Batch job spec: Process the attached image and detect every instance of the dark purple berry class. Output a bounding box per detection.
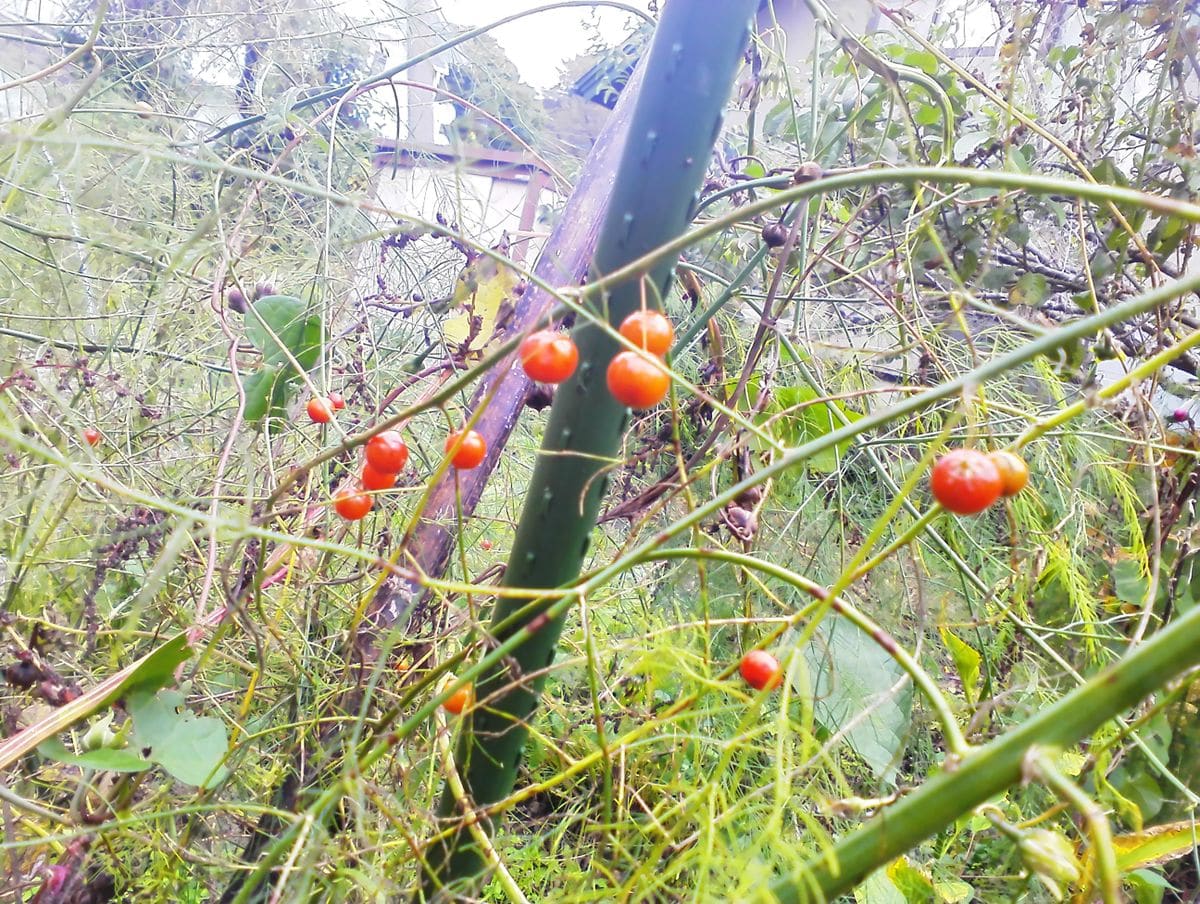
[761,223,788,248]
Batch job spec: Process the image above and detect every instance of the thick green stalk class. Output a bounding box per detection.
[769,600,1200,902]
[418,1,760,897]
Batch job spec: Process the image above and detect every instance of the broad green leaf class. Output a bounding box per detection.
[939,628,981,704]
[796,619,913,783]
[913,104,943,127]
[37,736,152,773]
[934,880,973,903]
[129,688,229,789]
[1113,555,1150,605]
[887,856,935,902]
[1112,823,1200,872]
[1010,272,1049,307]
[293,311,323,371]
[980,265,1019,291]
[901,49,939,76]
[952,131,991,160]
[1111,768,1164,823]
[241,365,285,424]
[1099,769,1145,831]
[1148,215,1189,256]
[1127,869,1172,904]
[854,868,906,904]
[764,385,860,472]
[245,295,322,369]
[0,633,194,776]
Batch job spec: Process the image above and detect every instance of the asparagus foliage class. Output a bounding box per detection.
[420,0,760,896]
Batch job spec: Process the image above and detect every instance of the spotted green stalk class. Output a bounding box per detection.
[418,1,760,896]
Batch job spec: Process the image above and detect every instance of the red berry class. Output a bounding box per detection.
[333,489,373,521]
[445,429,486,469]
[606,351,670,409]
[740,650,783,691]
[930,449,1004,515]
[328,392,346,410]
[519,330,579,383]
[443,684,472,715]
[618,309,674,357]
[365,430,409,473]
[361,464,397,491]
[82,428,102,446]
[307,397,333,424]
[989,450,1029,498]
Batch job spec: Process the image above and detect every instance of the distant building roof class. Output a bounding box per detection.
[569,22,653,110]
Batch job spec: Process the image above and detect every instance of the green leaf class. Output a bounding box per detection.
[980,265,1018,291]
[129,689,229,788]
[99,632,193,709]
[796,618,913,784]
[854,868,907,904]
[933,880,974,903]
[1009,272,1049,307]
[913,104,943,127]
[37,736,152,773]
[245,295,322,370]
[241,365,286,424]
[887,856,935,902]
[1111,768,1164,823]
[1091,157,1130,189]
[764,385,860,472]
[293,312,323,371]
[952,131,991,160]
[1128,869,1171,904]
[939,628,981,704]
[901,49,939,76]
[1113,556,1150,606]
[1148,215,1190,256]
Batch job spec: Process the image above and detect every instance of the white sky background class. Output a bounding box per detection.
[425,1,641,90]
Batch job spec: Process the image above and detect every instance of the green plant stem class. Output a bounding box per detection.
[768,602,1200,902]
[418,2,761,898]
[1031,750,1120,904]
[434,712,531,904]
[578,165,1200,297]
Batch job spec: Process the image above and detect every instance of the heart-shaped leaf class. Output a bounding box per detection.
[128,689,229,789]
[795,618,912,784]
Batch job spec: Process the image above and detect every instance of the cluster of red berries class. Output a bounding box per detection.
[607,310,674,409]
[333,428,410,521]
[929,448,1029,515]
[517,309,676,411]
[306,391,345,424]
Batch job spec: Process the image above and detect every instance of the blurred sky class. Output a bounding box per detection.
[436,1,643,89]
